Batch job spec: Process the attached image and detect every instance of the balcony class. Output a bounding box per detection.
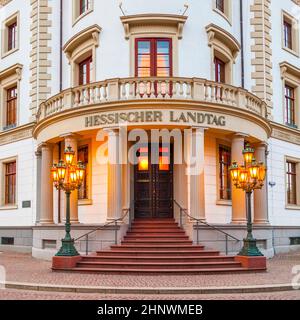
[36,77,268,122]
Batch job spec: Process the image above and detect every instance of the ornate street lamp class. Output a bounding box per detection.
[51,146,85,257]
[230,144,267,257]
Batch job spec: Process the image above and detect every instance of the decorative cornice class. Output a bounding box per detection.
[205,23,241,59]
[63,24,102,58]
[0,123,35,146]
[280,61,300,80]
[120,14,188,40]
[0,63,23,81]
[271,121,300,146]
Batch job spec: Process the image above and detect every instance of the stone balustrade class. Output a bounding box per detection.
[37,77,268,122]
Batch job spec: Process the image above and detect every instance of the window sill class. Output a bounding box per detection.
[73,9,93,27]
[286,205,300,211]
[3,124,17,131]
[216,200,232,206]
[282,46,299,58]
[78,199,93,206]
[1,47,19,59]
[213,8,232,26]
[285,122,298,130]
[0,205,18,211]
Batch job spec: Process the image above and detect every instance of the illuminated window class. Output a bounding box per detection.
[138,147,149,171]
[159,147,170,171]
[219,145,231,200]
[78,145,89,200]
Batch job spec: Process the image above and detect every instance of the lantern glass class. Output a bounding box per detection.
[243,144,254,164]
[258,163,267,182]
[230,162,240,183]
[76,161,85,182]
[51,166,59,182]
[69,169,78,184]
[57,161,66,180]
[64,146,75,165]
[249,162,260,179]
[239,168,249,184]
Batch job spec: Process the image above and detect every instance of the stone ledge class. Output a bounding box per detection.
[2,281,296,295]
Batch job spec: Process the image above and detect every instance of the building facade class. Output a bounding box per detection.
[0,0,300,260]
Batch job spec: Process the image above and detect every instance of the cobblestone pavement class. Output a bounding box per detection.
[0,251,300,288]
[0,289,299,300]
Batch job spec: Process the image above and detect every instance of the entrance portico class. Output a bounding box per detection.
[32,76,272,259]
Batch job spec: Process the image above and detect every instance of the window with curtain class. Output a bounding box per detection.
[219,145,231,200]
[78,145,89,200]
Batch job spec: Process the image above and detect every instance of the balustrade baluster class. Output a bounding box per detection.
[129,81,134,99]
[103,85,108,100]
[121,82,126,100]
[186,82,191,99]
[157,81,163,98]
[165,80,170,98]
[172,80,178,98]
[150,80,155,98]
[179,81,184,98]
[136,80,141,99]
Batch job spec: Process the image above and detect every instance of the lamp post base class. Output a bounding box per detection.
[55,238,79,257]
[52,255,82,270]
[235,255,267,270]
[238,238,263,257]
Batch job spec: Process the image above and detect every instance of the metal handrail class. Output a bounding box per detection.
[74,208,130,255]
[173,200,240,255]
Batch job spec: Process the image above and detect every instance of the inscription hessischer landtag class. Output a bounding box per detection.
[85,110,226,127]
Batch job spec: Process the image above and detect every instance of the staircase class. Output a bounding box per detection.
[57,219,266,274]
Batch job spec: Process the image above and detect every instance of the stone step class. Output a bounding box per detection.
[124,233,189,240]
[110,244,206,251]
[96,250,220,256]
[58,267,263,274]
[121,240,193,245]
[82,255,236,263]
[77,261,243,270]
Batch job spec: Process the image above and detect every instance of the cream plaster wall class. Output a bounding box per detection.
[0,138,36,226]
[268,137,300,226]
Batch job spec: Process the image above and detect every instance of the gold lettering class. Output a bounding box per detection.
[145,111,153,122]
[187,112,196,123]
[154,111,163,122]
[85,116,93,127]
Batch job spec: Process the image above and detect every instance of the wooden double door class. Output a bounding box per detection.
[134,144,173,219]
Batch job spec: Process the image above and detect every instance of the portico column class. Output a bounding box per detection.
[254,142,269,224]
[40,143,54,224]
[64,134,79,224]
[35,150,42,224]
[231,134,247,224]
[186,127,205,220]
[107,129,122,220]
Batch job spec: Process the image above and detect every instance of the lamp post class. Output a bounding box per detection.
[51,146,85,257]
[230,144,267,257]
